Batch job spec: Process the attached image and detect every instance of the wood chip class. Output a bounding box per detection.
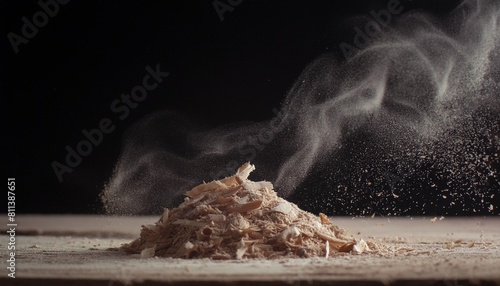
[227,200,263,214]
[325,241,330,258]
[319,213,331,224]
[352,239,371,254]
[140,246,156,259]
[161,208,169,225]
[173,219,207,227]
[316,232,349,246]
[207,214,226,223]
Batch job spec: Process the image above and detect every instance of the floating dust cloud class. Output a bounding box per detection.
[102,0,500,216]
[123,163,381,259]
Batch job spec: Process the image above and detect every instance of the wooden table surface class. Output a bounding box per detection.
[1,215,499,286]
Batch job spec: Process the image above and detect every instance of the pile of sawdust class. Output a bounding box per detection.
[123,163,379,259]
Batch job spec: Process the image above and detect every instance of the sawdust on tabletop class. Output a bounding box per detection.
[122,163,382,259]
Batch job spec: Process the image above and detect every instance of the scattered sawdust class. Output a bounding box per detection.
[122,163,382,259]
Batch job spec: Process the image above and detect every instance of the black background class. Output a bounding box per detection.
[4,0,491,215]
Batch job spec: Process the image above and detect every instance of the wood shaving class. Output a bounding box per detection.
[122,163,380,259]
